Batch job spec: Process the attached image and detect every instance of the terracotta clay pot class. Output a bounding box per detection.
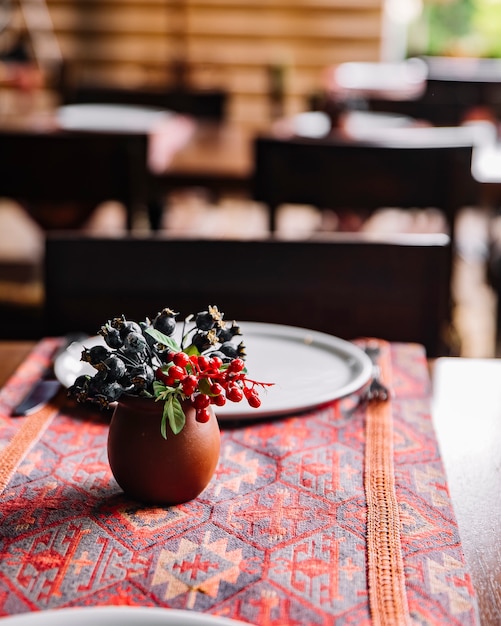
[107,395,220,505]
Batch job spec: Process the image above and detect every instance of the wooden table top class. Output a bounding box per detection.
[432,357,501,625]
[0,342,35,385]
[1,342,499,624]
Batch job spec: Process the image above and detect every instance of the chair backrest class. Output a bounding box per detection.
[251,133,477,236]
[0,129,148,229]
[44,232,453,357]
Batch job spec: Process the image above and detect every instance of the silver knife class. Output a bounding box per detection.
[12,380,63,416]
[12,333,88,416]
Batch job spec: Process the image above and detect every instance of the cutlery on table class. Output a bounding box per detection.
[364,342,390,402]
[12,333,88,416]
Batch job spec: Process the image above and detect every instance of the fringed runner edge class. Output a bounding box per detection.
[365,340,412,626]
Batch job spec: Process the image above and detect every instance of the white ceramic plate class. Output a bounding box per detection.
[0,607,250,625]
[55,322,372,419]
[57,104,172,133]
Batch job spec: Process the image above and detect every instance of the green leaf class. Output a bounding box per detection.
[198,378,211,395]
[167,396,186,435]
[153,380,181,403]
[153,380,167,395]
[153,381,171,402]
[161,404,168,439]
[145,327,181,351]
[184,344,200,356]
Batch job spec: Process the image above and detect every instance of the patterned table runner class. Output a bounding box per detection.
[0,339,479,625]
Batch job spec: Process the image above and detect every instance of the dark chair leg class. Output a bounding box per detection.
[268,204,278,232]
[147,198,164,231]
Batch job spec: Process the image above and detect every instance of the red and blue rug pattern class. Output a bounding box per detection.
[0,339,479,625]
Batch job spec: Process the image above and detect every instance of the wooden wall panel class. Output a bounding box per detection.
[41,0,384,126]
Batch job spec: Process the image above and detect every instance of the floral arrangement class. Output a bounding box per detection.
[68,305,272,437]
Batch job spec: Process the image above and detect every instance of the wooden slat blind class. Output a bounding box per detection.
[42,0,384,126]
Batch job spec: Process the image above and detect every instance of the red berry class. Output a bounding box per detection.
[211,394,226,406]
[196,408,211,423]
[201,368,217,380]
[168,365,185,380]
[210,382,224,396]
[198,356,211,371]
[155,367,169,384]
[226,384,243,403]
[182,375,198,396]
[193,393,210,410]
[210,356,223,369]
[173,352,190,368]
[247,392,261,408]
[228,358,245,373]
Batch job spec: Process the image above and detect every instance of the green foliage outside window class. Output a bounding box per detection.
[408,0,501,58]
[472,0,501,56]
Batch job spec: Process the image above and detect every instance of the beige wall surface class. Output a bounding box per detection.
[30,0,384,125]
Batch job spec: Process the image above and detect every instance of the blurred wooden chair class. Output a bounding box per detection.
[251,131,478,248]
[0,129,148,231]
[44,232,453,357]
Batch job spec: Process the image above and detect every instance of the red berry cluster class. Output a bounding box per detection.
[155,352,266,423]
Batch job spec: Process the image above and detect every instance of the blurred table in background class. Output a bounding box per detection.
[368,56,501,128]
[61,84,227,121]
[321,58,428,122]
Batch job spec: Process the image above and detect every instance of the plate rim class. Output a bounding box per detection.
[217,321,372,418]
[54,322,372,419]
[0,606,250,625]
